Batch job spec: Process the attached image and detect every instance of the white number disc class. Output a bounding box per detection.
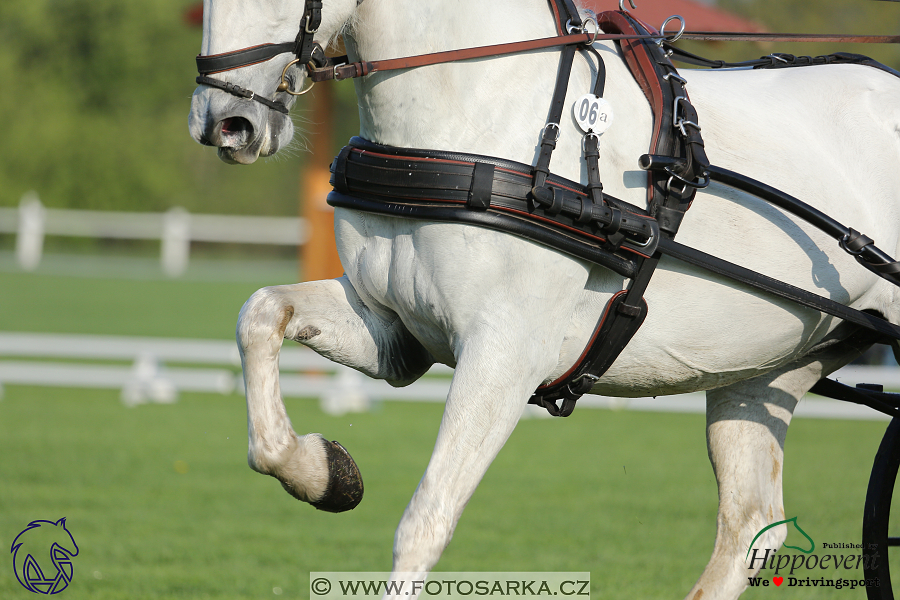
[573,94,613,134]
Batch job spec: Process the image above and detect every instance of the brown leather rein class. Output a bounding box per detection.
[307,31,900,84]
[197,27,900,109]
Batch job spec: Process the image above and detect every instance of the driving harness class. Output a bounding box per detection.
[195,0,900,418]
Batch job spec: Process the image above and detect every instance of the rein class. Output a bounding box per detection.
[195,23,900,108]
[306,33,900,84]
[193,0,900,104]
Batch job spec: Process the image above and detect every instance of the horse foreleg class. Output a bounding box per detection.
[384,338,552,595]
[687,337,870,600]
[237,276,434,512]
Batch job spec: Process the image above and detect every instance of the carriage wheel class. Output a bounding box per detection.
[863,416,900,600]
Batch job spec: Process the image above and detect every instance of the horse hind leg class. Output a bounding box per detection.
[237,276,434,512]
[686,332,875,600]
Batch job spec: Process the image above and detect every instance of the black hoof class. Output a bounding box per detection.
[310,440,364,512]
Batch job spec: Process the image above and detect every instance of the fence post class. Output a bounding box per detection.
[161,207,191,277]
[16,192,45,271]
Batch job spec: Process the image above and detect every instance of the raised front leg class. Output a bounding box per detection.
[237,276,434,512]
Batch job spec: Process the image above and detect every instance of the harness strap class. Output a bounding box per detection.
[531,45,578,194]
[194,75,290,114]
[547,0,583,35]
[657,237,900,341]
[709,166,900,288]
[313,32,616,82]
[530,254,655,416]
[197,43,297,75]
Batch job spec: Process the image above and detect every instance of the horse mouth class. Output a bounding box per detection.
[190,98,291,165]
[211,116,268,164]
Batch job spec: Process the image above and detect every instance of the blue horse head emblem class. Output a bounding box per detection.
[11,518,79,594]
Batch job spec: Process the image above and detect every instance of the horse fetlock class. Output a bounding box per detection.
[248,433,363,511]
[248,433,330,503]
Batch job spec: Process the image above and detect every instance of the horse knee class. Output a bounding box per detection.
[237,285,296,353]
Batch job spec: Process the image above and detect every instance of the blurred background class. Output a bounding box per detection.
[1,1,900,599]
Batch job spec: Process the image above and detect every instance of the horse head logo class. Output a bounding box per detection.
[746,516,815,560]
[10,518,79,594]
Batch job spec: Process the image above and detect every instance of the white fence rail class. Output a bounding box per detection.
[0,193,307,277]
[0,332,897,420]
[0,332,452,414]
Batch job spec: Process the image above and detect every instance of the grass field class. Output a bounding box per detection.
[0,268,897,598]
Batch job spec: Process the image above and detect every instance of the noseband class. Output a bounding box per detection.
[194,0,326,114]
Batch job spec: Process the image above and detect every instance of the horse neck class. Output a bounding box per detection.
[346,0,653,193]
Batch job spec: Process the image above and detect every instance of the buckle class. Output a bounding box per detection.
[567,373,600,397]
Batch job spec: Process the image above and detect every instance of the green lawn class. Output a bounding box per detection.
[0,269,896,598]
[0,268,277,339]
[0,385,892,600]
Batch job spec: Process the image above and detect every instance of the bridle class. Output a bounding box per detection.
[194,0,326,114]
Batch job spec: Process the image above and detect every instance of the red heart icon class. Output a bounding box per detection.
[773,577,784,586]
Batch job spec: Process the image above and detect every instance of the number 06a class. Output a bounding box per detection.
[573,94,613,134]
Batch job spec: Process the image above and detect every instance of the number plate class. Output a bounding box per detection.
[573,94,613,134]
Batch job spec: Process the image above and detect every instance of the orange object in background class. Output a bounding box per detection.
[300,84,344,282]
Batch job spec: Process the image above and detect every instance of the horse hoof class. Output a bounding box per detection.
[310,440,364,512]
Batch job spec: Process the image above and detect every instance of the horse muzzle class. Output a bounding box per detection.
[189,89,292,165]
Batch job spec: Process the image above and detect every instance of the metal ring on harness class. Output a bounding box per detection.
[630,229,656,249]
[566,17,599,45]
[584,18,600,46]
[666,170,710,195]
[619,0,637,13]
[660,16,686,44]
[277,58,316,95]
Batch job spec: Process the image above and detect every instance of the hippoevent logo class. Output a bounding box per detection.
[10,518,79,594]
[745,517,880,591]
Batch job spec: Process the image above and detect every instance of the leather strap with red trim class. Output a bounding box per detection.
[528,11,710,416]
[328,137,659,274]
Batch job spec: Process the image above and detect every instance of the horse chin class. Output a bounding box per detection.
[217,145,262,165]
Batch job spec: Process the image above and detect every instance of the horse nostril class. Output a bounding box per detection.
[221,117,253,136]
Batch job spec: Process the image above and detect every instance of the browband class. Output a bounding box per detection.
[196,42,296,75]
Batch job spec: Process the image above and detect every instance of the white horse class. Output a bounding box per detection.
[188,1,900,597]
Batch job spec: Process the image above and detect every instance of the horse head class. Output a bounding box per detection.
[11,518,79,593]
[188,0,360,164]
